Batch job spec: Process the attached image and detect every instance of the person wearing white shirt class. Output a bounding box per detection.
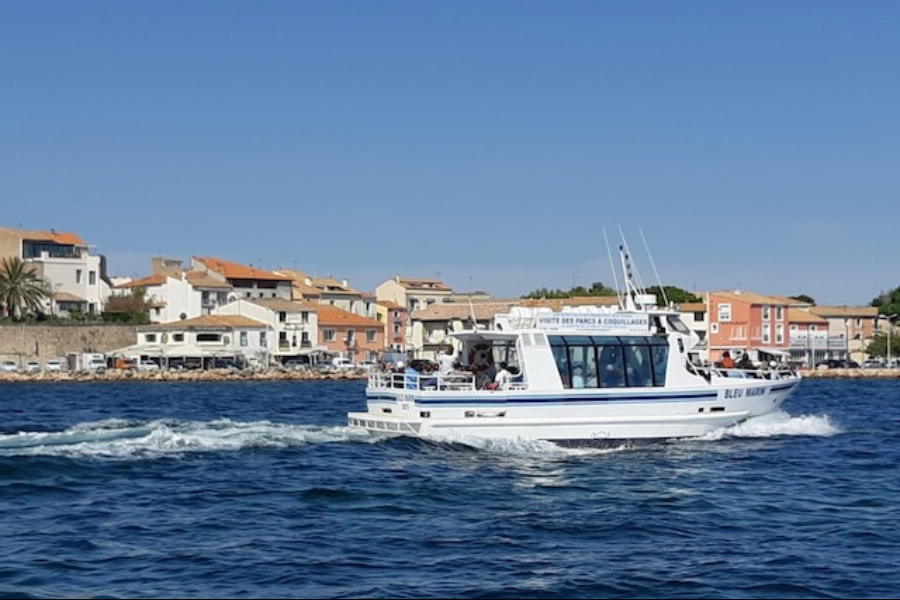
[437,346,457,375]
[493,362,512,390]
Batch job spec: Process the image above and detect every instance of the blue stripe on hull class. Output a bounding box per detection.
[367,391,721,406]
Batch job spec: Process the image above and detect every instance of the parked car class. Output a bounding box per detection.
[816,359,860,369]
[1,360,18,373]
[862,359,884,369]
[332,357,356,370]
[283,359,309,371]
[138,360,160,371]
[44,359,63,372]
[211,357,241,370]
[25,361,41,373]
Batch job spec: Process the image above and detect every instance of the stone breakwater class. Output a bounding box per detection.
[1,368,898,383]
[0,369,369,383]
[800,368,900,379]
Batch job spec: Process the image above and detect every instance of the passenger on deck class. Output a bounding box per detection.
[721,351,735,369]
[437,346,456,376]
[491,362,512,390]
[735,352,754,370]
[404,362,420,390]
[572,365,585,388]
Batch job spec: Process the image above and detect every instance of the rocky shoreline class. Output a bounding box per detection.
[0,369,369,383]
[0,367,898,383]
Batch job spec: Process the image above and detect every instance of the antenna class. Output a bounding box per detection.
[639,227,668,307]
[603,228,624,309]
[468,276,478,329]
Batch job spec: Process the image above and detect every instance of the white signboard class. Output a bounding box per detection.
[536,312,650,333]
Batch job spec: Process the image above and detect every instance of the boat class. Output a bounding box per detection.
[348,245,802,445]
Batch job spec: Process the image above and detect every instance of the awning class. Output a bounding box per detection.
[755,346,791,357]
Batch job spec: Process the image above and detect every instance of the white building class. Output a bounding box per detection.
[0,227,112,316]
[115,314,268,369]
[215,298,322,365]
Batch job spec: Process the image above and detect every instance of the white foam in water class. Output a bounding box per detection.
[0,418,377,459]
[698,410,841,441]
[420,429,632,457]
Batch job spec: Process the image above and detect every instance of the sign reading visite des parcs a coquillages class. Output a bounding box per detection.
[535,312,650,333]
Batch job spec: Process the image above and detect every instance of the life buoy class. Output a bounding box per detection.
[468,343,494,372]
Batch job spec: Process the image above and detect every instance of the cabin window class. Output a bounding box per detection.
[549,334,668,389]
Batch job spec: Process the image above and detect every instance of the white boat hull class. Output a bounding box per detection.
[348,377,799,443]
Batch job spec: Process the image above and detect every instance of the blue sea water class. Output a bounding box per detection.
[0,379,898,599]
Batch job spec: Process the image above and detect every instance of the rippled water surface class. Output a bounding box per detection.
[1,379,898,599]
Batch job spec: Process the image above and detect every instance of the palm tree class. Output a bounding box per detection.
[0,257,51,320]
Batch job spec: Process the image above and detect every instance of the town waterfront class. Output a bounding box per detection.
[1,378,898,599]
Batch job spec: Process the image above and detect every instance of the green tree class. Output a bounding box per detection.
[0,256,51,320]
[646,285,701,304]
[790,294,816,305]
[102,287,152,324]
[871,287,900,317]
[522,281,617,299]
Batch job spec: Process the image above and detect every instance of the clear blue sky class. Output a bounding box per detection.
[3,2,898,305]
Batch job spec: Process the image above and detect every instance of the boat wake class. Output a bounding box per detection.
[0,418,376,459]
[698,410,841,441]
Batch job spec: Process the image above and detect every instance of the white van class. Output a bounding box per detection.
[332,357,356,370]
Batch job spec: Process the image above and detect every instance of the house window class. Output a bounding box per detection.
[259,332,266,346]
[776,306,784,321]
[694,312,705,322]
[762,306,771,321]
[301,312,309,324]
[240,331,248,346]
[324,329,336,342]
[366,329,377,342]
[776,323,784,344]
[762,324,771,344]
[197,333,221,343]
[76,269,83,284]
[711,323,719,334]
[301,332,310,344]
[279,311,286,322]
[856,318,862,328]
[717,303,732,322]
[89,271,96,285]
[145,333,157,343]
[173,333,184,343]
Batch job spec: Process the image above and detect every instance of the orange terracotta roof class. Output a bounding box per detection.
[311,277,360,295]
[1,228,87,246]
[147,315,265,330]
[378,300,405,310]
[194,256,287,282]
[413,301,518,322]
[810,306,880,318]
[316,305,382,327]
[54,291,86,302]
[185,271,232,289]
[710,290,795,306]
[115,274,169,288]
[397,277,451,291]
[274,268,309,280]
[788,308,828,324]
